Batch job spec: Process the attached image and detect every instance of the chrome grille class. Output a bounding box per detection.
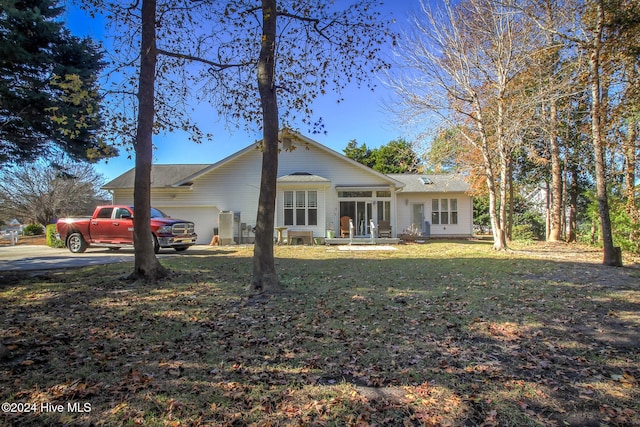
[172,222,195,235]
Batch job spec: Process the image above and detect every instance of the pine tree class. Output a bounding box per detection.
[0,0,114,164]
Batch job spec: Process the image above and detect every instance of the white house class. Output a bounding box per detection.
[102,132,473,244]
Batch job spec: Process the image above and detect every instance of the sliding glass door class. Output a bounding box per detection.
[339,200,373,236]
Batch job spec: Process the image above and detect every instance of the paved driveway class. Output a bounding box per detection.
[0,245,215,272]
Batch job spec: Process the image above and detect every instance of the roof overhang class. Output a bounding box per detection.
[335,185,395,191]
[277,173,331,184]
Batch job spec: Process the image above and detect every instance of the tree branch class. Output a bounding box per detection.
[155,48,252,71]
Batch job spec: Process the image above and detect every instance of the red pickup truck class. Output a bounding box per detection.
[56,205,197,253]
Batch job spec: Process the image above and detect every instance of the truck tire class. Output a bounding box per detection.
[152,234,160,254]
[67,233,88,253]
[174,246,189,252]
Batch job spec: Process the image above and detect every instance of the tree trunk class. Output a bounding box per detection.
[250,0,279,293]
[496,97,509,250]
[545,180,551,240]
[474,99,506,251]
[589,0,621,266]
[129,0,168,281]
[624,66,639,245]
[507,158,514,241]
[566,166,578,243]
[487,174,507,250]
[548,99,563,241]
[481,144,506,250]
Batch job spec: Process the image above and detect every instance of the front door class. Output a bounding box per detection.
[412,203,425,234]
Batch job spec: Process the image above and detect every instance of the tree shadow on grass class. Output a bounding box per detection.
[0,246,638,426]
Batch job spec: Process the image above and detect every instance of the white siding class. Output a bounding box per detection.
[160,206,219,244]
[185,151,262,227]
[396,192,473,237]
[277,144,395,235]
[276,185,328,238]
[109,139,473,241]
[278,145,391,187]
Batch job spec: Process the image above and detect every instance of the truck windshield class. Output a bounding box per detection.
[150,208,170,218]
[128,207,170,218]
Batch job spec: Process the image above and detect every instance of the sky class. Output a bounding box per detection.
[63,1,425,183]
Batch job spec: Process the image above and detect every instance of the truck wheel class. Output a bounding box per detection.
[67,233,88,253]
[152,234,160,254]
[174,246,189,252]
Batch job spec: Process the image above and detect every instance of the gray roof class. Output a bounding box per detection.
[102,164,211,189]
[388,174,470,193]
[277,172,331,183]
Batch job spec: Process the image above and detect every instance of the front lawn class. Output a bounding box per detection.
[1,241,638,426]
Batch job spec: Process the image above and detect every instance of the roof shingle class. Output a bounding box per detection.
[102,164,210,189]
[388,174,469,193]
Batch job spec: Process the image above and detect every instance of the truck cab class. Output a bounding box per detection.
[56,205,197,253]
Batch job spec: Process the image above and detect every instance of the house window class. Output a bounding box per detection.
[440,199,449,224]
[451,199,458,225]
[377,201,391,221]
[432,198,458,225]
[284,191,294,225]
[284,190,317,226]
[338,191,372,198]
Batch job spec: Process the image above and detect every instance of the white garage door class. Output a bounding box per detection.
[158,206,219,245]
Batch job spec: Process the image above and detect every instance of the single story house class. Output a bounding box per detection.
[102,132,473,244]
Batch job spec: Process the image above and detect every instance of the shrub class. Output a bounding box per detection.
[23,224,44,236]
[512,224,536,242]
[46,224,65,248]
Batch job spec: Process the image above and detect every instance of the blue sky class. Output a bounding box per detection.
[63,1,424,183]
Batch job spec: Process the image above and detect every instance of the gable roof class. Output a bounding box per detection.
[172,131,405,188]
[102,164,210,190]
[389,174,470,193]
[104,133,457,191]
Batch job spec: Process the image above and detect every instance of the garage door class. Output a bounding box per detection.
[158,206,219,245]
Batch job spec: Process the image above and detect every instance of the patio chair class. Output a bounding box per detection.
[378,220,392,238]
[340,216,351,237]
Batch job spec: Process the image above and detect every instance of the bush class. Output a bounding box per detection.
[23,224,44,236]
[46,224,65,248]
[512,224,537,242]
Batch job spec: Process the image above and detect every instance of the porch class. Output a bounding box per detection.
[323,237,400,245]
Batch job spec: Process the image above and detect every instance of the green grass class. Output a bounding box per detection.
[1,241,638,426]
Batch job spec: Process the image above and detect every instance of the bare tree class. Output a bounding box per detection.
[128,0,169,280]
[84,0,394,285]
[238,1,395,292]
[0,159,106,225]
[389,0,540,250]
[519,0,626,265]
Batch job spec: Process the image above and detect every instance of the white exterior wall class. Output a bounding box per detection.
[275,184,329,239]
[278,144,390,186]
[276,143,395,238]
[396,192,473,237]
[111,152,262,244]
[109,139,473,243]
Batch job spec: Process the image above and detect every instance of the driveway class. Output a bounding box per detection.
[0,244,217,272]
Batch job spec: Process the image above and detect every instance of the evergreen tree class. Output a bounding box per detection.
[344,138,421,174]
[0,0,114,164]
[344,139,374,168]
[372,138,420,174]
